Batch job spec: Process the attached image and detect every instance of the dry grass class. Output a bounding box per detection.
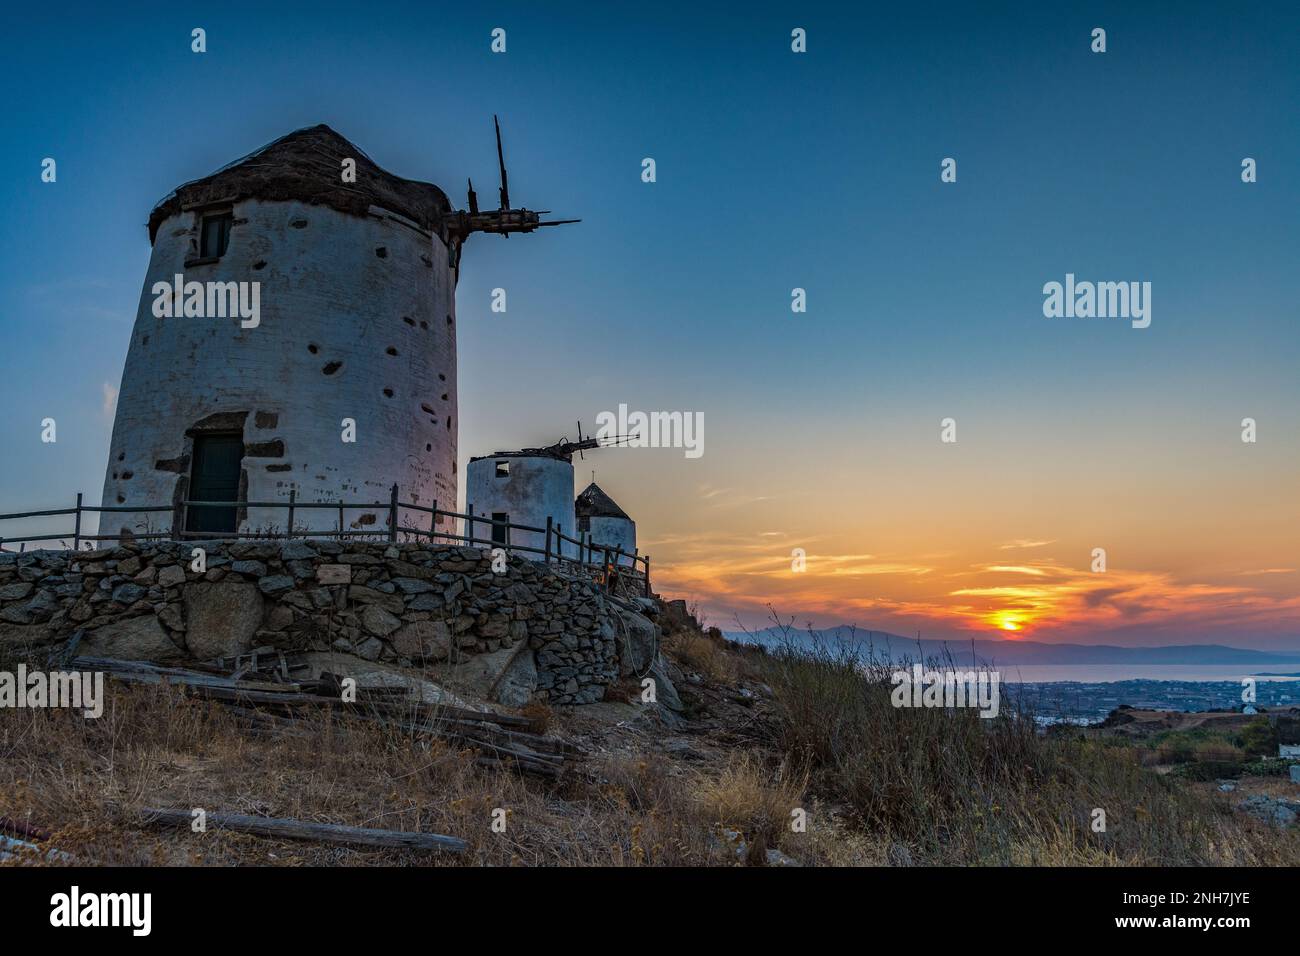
[517,698,554,735]
[694,753,806,863]
[755,639,1300,866]
[7,629,1290,867]
[0,673,838,866]
[662,629,741,684]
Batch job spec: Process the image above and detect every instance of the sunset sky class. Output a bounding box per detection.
[1,3,1296,648]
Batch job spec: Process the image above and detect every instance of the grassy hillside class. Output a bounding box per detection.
[2,612,1296,866]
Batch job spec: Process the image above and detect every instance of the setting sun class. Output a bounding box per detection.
[986,609,1029,634]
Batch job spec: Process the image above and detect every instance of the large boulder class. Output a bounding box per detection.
[647,655,684,712]
[610,602,659,678]
[183,581,264,660]
[391,620,453,662]
[295,651,473,708]
[444,643,538,708]
[81,616,183,662]
[491,648,538,708]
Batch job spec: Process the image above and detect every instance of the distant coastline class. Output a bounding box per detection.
[724,625,1300,675]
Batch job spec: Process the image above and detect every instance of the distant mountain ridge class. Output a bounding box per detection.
[723,625,1300,665]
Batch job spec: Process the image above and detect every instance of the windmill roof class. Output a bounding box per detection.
[469,447,572,463]
[575,483,631,520]
[147,124,453,242]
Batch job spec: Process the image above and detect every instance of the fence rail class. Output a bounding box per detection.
[0,486,651,597]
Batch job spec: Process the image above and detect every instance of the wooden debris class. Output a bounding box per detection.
[72,655,581,777]
[139,808,467,852]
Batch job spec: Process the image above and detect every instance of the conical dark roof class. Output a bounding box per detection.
[147,125,453,242]
[575,483,631,520]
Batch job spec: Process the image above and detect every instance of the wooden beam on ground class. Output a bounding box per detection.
[138,808,467,853]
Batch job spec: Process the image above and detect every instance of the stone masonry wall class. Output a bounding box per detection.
[0,540,619,705]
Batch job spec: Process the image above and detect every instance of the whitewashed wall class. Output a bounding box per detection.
[585,514,637,566]
[464,455,576,559]
[101,198,458,540]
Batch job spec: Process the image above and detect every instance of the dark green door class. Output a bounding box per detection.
[187,434,243,535]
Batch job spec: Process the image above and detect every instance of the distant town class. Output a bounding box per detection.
[1011,678,1299,723]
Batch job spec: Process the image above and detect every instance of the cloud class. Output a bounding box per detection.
[981,565,1051,576]
[696,484,773,509]
[649,538,1300,645]
[998,538,1056,550]
[101,381,119,420]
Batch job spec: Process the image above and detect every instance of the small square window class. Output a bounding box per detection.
[200,212,233,259]
[495,460,509,478]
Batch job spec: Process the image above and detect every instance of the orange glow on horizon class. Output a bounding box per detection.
[643,530,1300,645]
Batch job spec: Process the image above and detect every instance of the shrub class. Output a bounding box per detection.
[1170,760,1244,781]
[1239,718,1277,757]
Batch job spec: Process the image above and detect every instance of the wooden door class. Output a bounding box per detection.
[187,434,243,535]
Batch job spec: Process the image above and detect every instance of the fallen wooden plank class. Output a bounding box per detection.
[70,657,303,694]
[288,709,567,775]
[81,657,535,728]
[138,808,467,853]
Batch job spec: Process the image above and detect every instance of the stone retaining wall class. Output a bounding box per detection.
[0,540,621,705]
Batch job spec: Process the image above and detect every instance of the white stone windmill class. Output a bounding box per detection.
[101,120,575,541]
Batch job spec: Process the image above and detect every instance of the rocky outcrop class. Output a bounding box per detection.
[1239,794,1299,828]
[444,642,540,709]
[609,599,659,678]
[78,615,183,662]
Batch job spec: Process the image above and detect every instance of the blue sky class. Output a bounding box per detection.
[2,2,1297,643]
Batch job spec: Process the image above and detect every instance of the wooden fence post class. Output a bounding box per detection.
[644,555,651,597]
[72,493,83,552]
[430,500,437,542]
[286,489,296,539]
[466,505,474,547]
[544,516,553,563]
[388,484,398,542]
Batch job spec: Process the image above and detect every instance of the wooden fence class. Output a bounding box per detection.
[0,486,651,597]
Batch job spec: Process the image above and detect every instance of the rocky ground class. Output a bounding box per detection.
[0,599,877,866]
